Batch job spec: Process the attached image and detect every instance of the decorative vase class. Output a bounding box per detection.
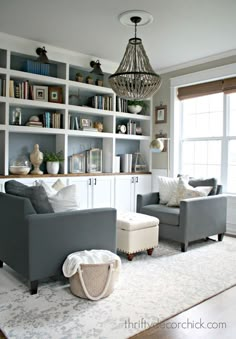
[30,144,43,175]
[127,105,142,114]
[46,161,60,174]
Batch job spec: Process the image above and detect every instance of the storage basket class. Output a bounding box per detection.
[69,261,119,300]
[63,249,121,301]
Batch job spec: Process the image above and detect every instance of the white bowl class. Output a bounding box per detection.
[9,166,31,175]
[127,105,143,114]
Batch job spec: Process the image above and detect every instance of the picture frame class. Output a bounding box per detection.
[33,85,48,102]
[48,86,63,103]
[155,132,168,152]
[80,118,92,128]
[155,105,167,124]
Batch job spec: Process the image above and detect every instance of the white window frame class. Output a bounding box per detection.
[170,63,236,193]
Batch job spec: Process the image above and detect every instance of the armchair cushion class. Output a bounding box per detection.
[141,204,180,226]
[5,180,54,214]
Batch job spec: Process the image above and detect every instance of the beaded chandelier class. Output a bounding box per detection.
[109,15,161,100]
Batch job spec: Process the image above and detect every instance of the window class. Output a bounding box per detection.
[180,92,236,193]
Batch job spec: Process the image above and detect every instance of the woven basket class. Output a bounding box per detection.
[69,261,119,301]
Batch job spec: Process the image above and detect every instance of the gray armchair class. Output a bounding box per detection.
[0,192,117,294]
[137,185,227,252]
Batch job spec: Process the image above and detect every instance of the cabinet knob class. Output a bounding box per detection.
[136,177,138,183]
[131,177,134,183]
[88,178,92,185]
[94,178,97,185]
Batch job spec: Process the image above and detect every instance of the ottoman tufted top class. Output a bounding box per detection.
[117,211,159,231]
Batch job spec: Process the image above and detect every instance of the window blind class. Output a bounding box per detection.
[177,77,236,100]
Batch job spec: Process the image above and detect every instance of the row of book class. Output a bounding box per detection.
[116,97,129,113]
[0,78,6,96]
[24,60,50,76]
[91,95,113,110]
[9,80,30,99]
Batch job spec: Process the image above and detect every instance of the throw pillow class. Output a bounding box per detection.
[167,177,212,207]
[36,180,80,213]
[52,178,65,191]
[158,176,179,204]
[5,180,54,214]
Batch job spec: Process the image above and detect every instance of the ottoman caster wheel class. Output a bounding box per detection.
[127,253,135,261]
[147,248,154,256]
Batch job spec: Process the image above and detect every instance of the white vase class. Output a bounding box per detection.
[127,105,142,114]
[46,161,59,174]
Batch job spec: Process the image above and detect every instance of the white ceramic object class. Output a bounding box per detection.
[47,161,60,174]
[127,105,142,114]
[9,166,31,175]
[30,144,43,175]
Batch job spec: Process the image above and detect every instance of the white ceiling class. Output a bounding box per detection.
[1,0,236,72]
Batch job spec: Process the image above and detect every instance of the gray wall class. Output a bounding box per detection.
[152,55,236,169]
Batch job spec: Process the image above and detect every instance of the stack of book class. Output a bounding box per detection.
[26,121,43,128]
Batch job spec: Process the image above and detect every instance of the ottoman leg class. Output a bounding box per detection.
[147,248,154,256]
[127,253,135,261]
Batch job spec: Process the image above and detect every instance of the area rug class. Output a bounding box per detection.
[0,236,236,339]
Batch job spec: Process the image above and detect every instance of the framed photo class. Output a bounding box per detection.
[80,118,92,128]
[155,105,167,124]
[33,85,48,102]
[155,132,168,152]
[48,86,63,103]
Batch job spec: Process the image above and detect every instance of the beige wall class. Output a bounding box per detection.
[152,55,236,169]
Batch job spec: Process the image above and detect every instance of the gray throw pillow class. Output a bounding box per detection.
[188,178,217,195]
[5,180,54,214]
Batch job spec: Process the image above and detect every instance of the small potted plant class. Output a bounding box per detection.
[75,72,84,82]
[44,151,64,174]
[86,76,93,85]
[127,100,147,114]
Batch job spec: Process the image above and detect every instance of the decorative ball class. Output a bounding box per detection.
[29,115,40,122]
[150,139,164,152]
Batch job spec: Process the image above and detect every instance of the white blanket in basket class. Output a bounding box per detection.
[62,249,121,278]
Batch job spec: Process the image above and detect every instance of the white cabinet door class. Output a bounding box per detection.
[69,176,114,209]
[114,174,151,212]
[92,176,114,208]
[114,175,134,212]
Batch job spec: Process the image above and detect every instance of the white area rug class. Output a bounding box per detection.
[0,237,236,339]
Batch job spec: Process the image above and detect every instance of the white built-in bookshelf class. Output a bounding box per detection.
[0,33,152,176]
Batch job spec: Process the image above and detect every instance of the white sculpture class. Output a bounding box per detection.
[30,144,43,175]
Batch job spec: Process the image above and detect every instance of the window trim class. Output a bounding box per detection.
[170,62,236,179]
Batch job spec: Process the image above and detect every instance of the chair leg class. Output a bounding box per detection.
[218,233,224,242]
[181,243,188,252]
[0,260,3,268]
[30,280,38,295]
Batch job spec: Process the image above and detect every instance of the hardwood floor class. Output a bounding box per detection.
[1,286,235,338]
[131,285,236,339]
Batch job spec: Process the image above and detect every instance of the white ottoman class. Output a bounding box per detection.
[117,212,159,261]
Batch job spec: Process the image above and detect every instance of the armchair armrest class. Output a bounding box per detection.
[179,195,227,242]
[137,192,160,212]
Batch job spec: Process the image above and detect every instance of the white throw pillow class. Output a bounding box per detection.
[36,180,80,212]
[158,176,179,204]
[168,176,212,207]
